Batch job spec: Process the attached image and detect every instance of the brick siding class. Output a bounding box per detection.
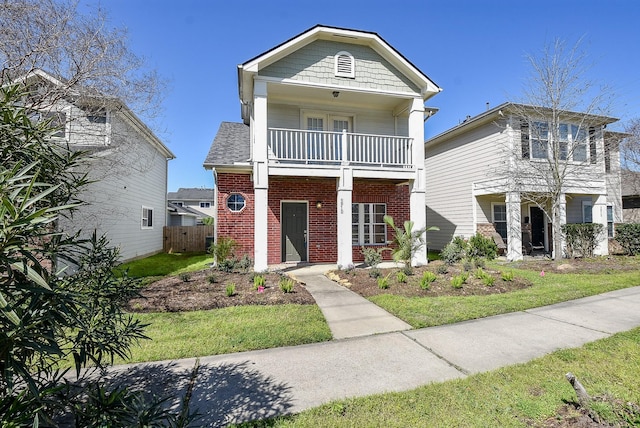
[216,173,411,265]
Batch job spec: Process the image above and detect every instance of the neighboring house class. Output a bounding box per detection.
[24,70,175,262]
[621,170,640,222]
[203,25,441,271]
[167,188,215,223]
[425,102,622,260]
[167,202,200,226]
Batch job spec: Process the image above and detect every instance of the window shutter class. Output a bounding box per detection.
[588,127,597,164]
[520,120,530,159]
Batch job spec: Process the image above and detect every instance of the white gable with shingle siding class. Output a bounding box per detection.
[260,39,421,94]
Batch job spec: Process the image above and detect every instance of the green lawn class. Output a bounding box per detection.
[120,305,331,364]
[370,268,640,328]
[250,327,640,427]
[117,254,639,364]
[118,252,212,278]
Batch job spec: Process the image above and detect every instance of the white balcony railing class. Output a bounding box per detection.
[268,128,413,168]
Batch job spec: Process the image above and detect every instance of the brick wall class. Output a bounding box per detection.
[476,223,497,238]
[216,173,255,258]
[352,180,410,262]
[217,173,412,265]
[269,177,337,264]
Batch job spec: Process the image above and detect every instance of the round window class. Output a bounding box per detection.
[227,193,246,212]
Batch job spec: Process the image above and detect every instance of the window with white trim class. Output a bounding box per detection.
[227,193,245,212]
[492,203,507,241]
[200,202,211,208]
[522,121,591,162]
[352,203,386,245]
[607,205,614,237]
[334,51,355,78]
[582,201,593,223]
[142,207,153,228]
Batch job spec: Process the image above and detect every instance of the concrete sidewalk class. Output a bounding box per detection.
[108,271,640,426]
[289,264,412,339]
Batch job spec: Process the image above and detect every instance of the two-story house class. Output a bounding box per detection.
[203,25,441,271]
[24,69,175,261]
[167,188,216,224]
[425,102,622,260]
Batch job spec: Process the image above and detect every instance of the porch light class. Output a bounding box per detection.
[316,201,322,209]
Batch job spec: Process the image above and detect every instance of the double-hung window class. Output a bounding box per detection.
[142,207,153,228]
[492,203,507,241]
[531,121,549,159]
[607,205,614,238]
[200,202,211,208]
[352,203,386,245]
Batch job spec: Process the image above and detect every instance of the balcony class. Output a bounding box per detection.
[268,128,413,168]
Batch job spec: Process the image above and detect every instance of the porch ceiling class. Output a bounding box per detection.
[266,81,412,112]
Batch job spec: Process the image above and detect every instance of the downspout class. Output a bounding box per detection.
[212,168,219,245]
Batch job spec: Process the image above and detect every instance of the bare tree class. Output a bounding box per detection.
[501,38,615,260]
[0,0,164,121]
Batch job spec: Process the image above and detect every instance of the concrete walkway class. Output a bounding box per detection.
[107,267,640,426]
[289,264,412,339]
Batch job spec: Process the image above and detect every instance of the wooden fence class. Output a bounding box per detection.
[163,225,214,253]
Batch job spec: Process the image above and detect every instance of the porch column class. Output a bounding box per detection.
[409,97,427,266]
[253,80,269,271]
[336,168,353,269]
[555,193,567,259]
[506,191,522,261]
[592,194,609,256]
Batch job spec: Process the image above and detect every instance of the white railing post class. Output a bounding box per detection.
[341,129,349,165]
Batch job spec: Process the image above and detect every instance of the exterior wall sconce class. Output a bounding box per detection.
[332,91,339,98]
[316,201,322,209]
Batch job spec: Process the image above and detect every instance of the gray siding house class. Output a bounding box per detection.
[27,70,175,261]
[425,102,622,260]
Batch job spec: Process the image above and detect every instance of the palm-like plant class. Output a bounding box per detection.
[383,215,438,266]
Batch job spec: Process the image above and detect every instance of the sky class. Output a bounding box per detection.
[81,0,640,192]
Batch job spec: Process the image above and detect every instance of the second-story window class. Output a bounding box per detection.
[200,202,211,208]
[522,121,591,162]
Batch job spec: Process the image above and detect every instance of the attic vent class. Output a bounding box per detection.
[334,51,355,78]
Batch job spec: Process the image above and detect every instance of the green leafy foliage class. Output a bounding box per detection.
[377,275,390,289]
[451,273,468,289]
[226,283,236,297]
[440,236,467,265]
[419,271,437,290]
[209,236,237,264]
[467,233,498,260]
[361,246,386,268]
[562,223,605,258]
[501,271,515,281]
[0,85,192,425]
[396,270,408,283]
[279,277,294,293]
[383,215,438,266]
[613,223,640,255]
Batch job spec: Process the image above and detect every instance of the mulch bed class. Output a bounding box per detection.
[127,269,315,312]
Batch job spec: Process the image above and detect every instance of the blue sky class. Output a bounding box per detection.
[88,0,640,191]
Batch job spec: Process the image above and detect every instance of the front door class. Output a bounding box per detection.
[281,202,307,262]
[530,207,545,249]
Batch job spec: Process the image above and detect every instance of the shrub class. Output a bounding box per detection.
[361,246,385,268]
[436,264,449,275]
[420,271,437,290]
[614,223,640,255]
[440,236,467,265]
[279,277,294,293]
[451,273,468,289]
[482,275,495,287]
[377,275,390,289]
[467,233,498,260]
[401,264,413,276]
[562,223,604,258]
[225,283,236,297]
[207,274,218,284]
[396,270,408,283]
[237,254,253,272]
[462,258,474,272]
[474,268,487,279]
[253,274,266,289]
[501,271,515,281]
[369,268,382,278]
[210,236,237,264]
[179,272,191,282]
[217,257,238,273]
